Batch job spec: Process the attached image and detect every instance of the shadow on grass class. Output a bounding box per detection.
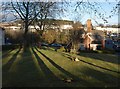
[10,47,42,87]
[35,47,93,87]
[81,67,120,87]
[31,47,67,87]
[78,53,120,65]
[2,49,15,58]
[79,58,120,74]
[63,53,120,74]
[2,48,21,72]
[2,48,22,87]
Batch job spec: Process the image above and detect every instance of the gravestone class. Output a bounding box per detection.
[74,57,79,61]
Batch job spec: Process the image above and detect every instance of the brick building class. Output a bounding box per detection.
[83,19,105,50]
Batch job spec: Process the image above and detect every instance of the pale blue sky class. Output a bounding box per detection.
[56,2,118,26]
[0,1,119,26]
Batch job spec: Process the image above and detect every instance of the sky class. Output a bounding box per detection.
[0,0,119,26]
[56,2,119,26]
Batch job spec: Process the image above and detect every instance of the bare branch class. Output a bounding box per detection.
[11,2,24,20]
[16,2,26,18]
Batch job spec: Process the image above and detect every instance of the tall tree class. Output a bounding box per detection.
[11,2,41,49]
[1,0,119,50]
[10,1,58,49]
[33,2,57,41]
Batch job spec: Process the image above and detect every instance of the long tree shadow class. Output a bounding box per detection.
[2,48,21,72]
[79,58,120,74]
[79,53,120,65]
[31,47,67,87]
[2,48,21,87]
[80,67,120,87]
[2,49,14,58]
[35,47,93,87]
[5,47,41,87]
[61,52,120,87]
[62,53,120,74]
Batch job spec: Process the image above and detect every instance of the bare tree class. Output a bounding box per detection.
[10,2,40,49]
[33,2,57,39]
[69,22,84,53]
[74,0,119,24]
[10,1,60,50]
[1,0,119,50]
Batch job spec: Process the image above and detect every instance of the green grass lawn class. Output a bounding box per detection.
[2,47,120,87]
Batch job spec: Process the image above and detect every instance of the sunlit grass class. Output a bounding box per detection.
[61,51,119,71]
[2,49,19,66]
[2,47,120,87]
[33,48,72,81]
[39,52,99,87]
[30,48,45,77]
[64,52,120,75]
[9,49,23,72]
[3,48,47,87]
[38,47,120,87]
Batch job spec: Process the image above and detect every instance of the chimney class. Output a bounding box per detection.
[86,19,92,32]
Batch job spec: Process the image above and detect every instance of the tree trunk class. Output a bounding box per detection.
[23,21,29,51]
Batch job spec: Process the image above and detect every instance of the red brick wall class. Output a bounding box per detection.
[84,35,92,50]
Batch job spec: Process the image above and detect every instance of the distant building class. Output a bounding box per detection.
[95,26,119,34]
[83,19,105,50]
[0,19,74,32]
[28,24,73,32]
[84,30,105,50]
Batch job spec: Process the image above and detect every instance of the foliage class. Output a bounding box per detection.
[5,29,40,44]
[43,29,70,44]
[1,1,119,50]
[72,21,83,30]
[3,2,59,49]
[69,28,85,52]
